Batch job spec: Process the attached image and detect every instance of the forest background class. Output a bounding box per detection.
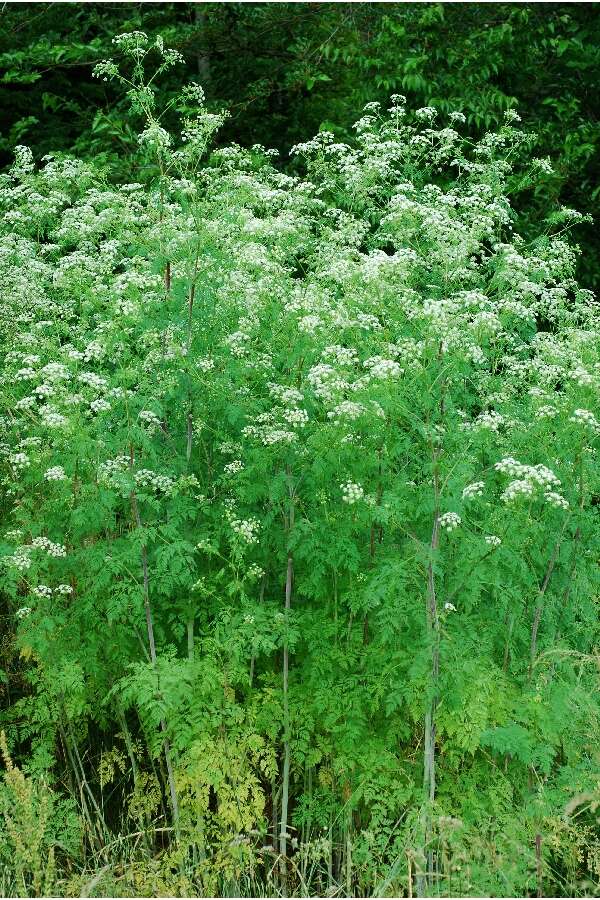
[1,4,600,899]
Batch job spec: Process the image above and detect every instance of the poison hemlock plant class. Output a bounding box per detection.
[0,32,599,898]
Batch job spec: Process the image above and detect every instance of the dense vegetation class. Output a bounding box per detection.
[1,3,599,290]
[0,12,599,900]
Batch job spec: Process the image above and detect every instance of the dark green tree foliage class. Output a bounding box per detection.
[0,3,599,285]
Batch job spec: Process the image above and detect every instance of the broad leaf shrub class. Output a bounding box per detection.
[0,34,599,898]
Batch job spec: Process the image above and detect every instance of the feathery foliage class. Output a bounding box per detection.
[0,31,599,898]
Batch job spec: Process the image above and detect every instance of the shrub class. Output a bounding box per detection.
[0,33,599,897]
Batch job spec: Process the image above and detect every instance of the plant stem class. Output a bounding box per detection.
[187,617,194,661]
[279,471,295,894]
[419,367,444,896]
[129,447,180,831]
[528,519,568,680]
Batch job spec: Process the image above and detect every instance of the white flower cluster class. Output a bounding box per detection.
[484,535,502,547]
[569,366,594,388]
[139,124,172,151]
[544,491,569,510]
[569,408,600,434]
[138,410,162,429]
[55,583,73,594]
[532,157,554,175]
[10,144,34,177]
[363,357,403,379]
[10,452,30,469]
[415,107,437,122]
[472,310,502,333]
[15,367,37,381]
[268,383,304,405]
[242,409,298,446]
[535,405,558,419]
[462,481,484,500]
[135,469,175,494]
[242,421,297,445]
[15,397,35,411]
[341,481,364,504]
[78,372,108,390]
[98,455,130,486]
[469,411,505,433]
[89,398,111,413]
[5,535,68,570]
[322,345,358,366]
[355,313,382,331]
[219,441,242,456]
[495,457,569,509]
[284,407,309,428]
[4,547,33,571]
[33,583,72,598]
[31,536,67,557]
[473,410,504,432]
[44,466,66,481]
[41,409,67,428]
[34,383,55,398]
[41,362,71,381]
[494,458,560,487]
[307,364,348,402]
[225,330,251,357]
[229,516,260,545]
[83,340,104,362]
[224,459,244,475]
[501,479,534,502]
[298,314,323,334]
[438,512,461,532]
[328,401,365,423]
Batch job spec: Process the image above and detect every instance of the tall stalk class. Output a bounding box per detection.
[418,443,441,897]
[418,361,445,896]
[279,470,295,893]
[528,518,569,681]
[129,447,180,830]
[184,252,201,657]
